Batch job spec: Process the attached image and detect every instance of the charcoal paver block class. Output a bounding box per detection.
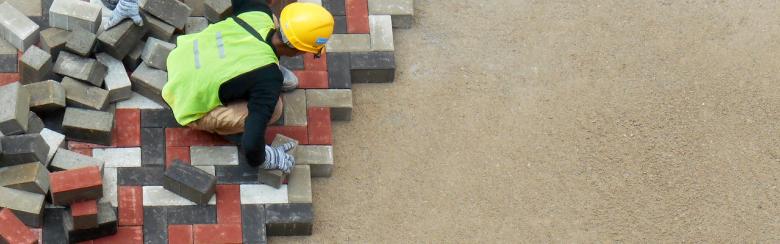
[48,0,102,33]
[66,202,118,242]
[0,162,50,194]
[141,127,166,166]
[204,0,232,23]
[92,147,142,168]
[38,27,69,59]
[183,0,205,16]
[144,14,175,42]
[287,165,312,203]
[141,109,181,128]
[96,53,132,102]
[142,206,167,244]
[65,27,97,57]
[282,89,307,126]
[325,33,370,52]
[0,208,38,244]
[0,82,30,135]
[294,145,333,177]
[49,166,102,205]
[139,0,193,29]
[118,166,164,186]
[97,20,146,59]
[350,51,395,83]
[0,186,45,227]
[99,167,118,207]
[190,146,239,166]
[130,63,168,105]
[166,205,217,224]
[333,15,347,34]
[142,186,217,206]
[53,51,107,86]
[327,52,351,89]
[0,38,16,72]
[62,107,114,145]
[70,200,98,230]
[40,128,65,164]
[164,163,217,205]
[61,76,109,110]
[241,204,267,244]
[0,2,40,50]
[369,15,394,51]
[258,170,285,189]
[24,80,65,112]
[264,203,313,236]
[26,112,44,134]
[49,148,105,171]
[185,17,208,34]
[239,184,288,204]
[305,89,353,121]
[322,0,345,15]
[215,163,259,184]
[1,133,49,166]
[122,40,145,70]
[42,207,68,244]
[141,37,175,70]
[368,0,414,28]
[279,55,304,70]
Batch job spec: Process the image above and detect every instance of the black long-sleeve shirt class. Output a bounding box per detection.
[218,0,280,167]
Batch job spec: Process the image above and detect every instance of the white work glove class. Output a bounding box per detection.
[106,0,143,30]
[101,0,120,10]
[279,65,299,92]
[262,142,296,173]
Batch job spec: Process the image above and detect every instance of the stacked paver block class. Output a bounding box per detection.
[0,2,40,50]
[62,107,114,145]
[38,27,70,60]
[139,0,193,29]
[123,40,145,69]
[186,17,209,34]
[141,37,175,70]
[1,133,49,166]
[19,45,53,84]
[130,63,168,105]
[204,0,233,23]
[0,82,30,135]
[71,200,99,229]
[24,80,66,112]
[0,208,39,243]
[50,148,105,171]
[0,39,16,72]
[0,162,50,194]
[49,166,102,205]
[0,186,45,227]
[96,53,133,102]
[61,76,110,110]
[53,51,107,86]
[66,202,118,242]
[97,20,146,59]
[183,0,205,16]
[26,112,45,134]
[49,0,102,33]
[40,128,66,164]
[144,14,176,42]
[65,27,97,57]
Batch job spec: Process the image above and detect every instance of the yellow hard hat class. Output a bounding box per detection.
[279,3,335,54]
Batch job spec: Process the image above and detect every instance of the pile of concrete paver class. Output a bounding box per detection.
[0,0,412,243]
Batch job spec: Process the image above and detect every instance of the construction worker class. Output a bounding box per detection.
[108,0,335,173]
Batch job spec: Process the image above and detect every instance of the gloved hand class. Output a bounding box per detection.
[279,65,299,92]
[262,142,296,173]
[106,0,143,30]
[101,0,120,10]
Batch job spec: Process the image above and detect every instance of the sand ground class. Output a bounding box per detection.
[275,0,780,242]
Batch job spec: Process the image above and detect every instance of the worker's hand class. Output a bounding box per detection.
[101,0,120,10]
[106,0,143,30]
[262,142,296,173]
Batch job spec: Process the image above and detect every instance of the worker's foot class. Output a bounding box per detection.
[262,143,296,173]
[280,65,298,92]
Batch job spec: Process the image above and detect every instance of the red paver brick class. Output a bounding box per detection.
[49,166,102,205]
[78,242,94,244]
[303,52,327,71]
[0,208,38,244]
[294,70,329,89]
[68,141,112,150]
[265,126,308,144]
[193,224,242,244]
[166,128,231,147]
[307,107,333,145]
[168,225,193,244]
[166,146,191,168]
[112,109,141,147]
[118,186,143,226]
[346,0,370,33]
[71,148,94,156]
[216,185,241,224]
[92,226,143,244]
[0,73,20,86]
[71,200,98,228]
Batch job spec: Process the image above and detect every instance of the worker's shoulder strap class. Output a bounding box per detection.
[232,16,275,46]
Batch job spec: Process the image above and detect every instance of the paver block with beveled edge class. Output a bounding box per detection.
[62,107,114,145]
[53,51,107,86]
[50,148,105,172]
[1,133,49,166]
[24,80,66,112]
[0,162,50,194]
[61,76,109,110]
[0,186,45,227]
[0,82,30,135]
[19,45,52,84]
[164,162,217,205]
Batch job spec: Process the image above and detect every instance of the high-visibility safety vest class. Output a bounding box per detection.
[163,12,278,125]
